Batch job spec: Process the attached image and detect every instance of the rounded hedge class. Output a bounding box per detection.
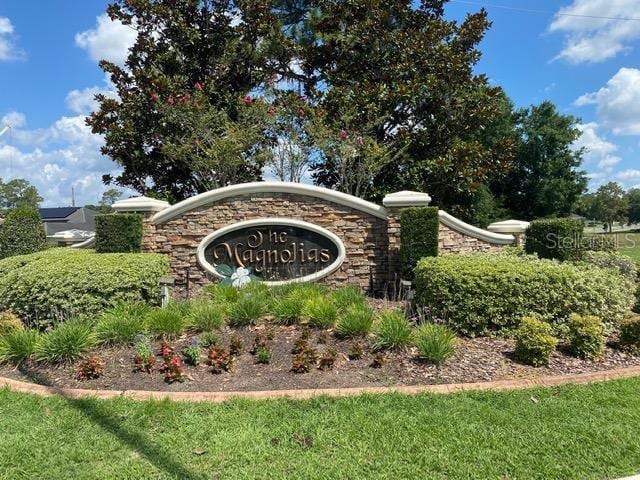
[95,213,143,253]
[0,206,46,259]
[413,253,635,336]
[525,218,584,261]
[0,248,168,327]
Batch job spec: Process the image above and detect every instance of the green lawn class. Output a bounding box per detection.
[2,379,640,479]
[620,247,640,262]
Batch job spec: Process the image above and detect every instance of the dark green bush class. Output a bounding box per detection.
[0,206,46,259]
[567,314,604,360]
[95,214,143,253]
[0,249,168,327]
[619,314,640,351]
[514,317,558,367]
[414,253,635,336]
[400,207,439,278]
[525,218,584,261]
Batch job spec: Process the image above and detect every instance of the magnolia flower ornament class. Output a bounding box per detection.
[231,267,251,288]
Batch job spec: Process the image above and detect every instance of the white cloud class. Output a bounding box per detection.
[573,122,623,171]
[65,77,118,115]
[0,110,133,207]
[574,68,640,135]
[549,0,640,64]
[0,16,25,61]
[75,14,136,66]
[617,169,640,180]
[1,111,26,128]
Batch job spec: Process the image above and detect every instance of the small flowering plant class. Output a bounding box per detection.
[208,345,233,374]
[76,357,105,381]
[159,354,187,383]
[182,338,201,366]
[133,335,155,373]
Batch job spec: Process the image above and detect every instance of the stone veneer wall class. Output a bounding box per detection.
[144,192,390,293]
[138,191,512,295]
[438,224,504,254]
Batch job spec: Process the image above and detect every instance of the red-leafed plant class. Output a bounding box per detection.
[76,357,105,381]
[208,345,233,374]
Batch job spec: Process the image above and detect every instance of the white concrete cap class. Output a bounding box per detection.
[382,190,432,207]
[112,196,170,213]
[487,219,530,234]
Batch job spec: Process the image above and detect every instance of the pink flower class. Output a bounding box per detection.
[339,130,349,139]
[242,95,253,104]
[267,108,276,117]
[180,92,191,103]
[194,138,201,146]
[167,96,175,105]
[151,92,159,102]
[194,82,203,90]
[296,108,305,116]
[300,95,307,102]
[355,137,363,146]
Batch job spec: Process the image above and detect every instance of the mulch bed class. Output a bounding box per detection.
[2,325,639,393]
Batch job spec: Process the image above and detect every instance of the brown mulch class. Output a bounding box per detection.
[2,325,639,393]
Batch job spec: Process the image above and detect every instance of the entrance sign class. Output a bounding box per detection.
[197,218,346,285]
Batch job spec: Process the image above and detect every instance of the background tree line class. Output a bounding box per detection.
[575,183,640,232]
[0,0,579,228]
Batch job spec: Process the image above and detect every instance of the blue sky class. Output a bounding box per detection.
[0,0,639,207]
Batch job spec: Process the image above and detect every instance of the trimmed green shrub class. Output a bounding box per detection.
[95,213,143,253]
[566,314,605,360]
[0,206,46,259]
[146,304,189,339]
[414,253,635,336]
[400,206,439,278]
[619,314,640,352]
[583,235,616,252]
[35,319,96,363]
[0,311,24,335]
[583,251,638,281]
[514,317,558,367]
[330,285,366,312]
[303,297,338,328]
[525,218,584,261]
[335,304,374,338]
[95,303,149,345]
[412,323,456,364]
[0,249,168,327]
[372,311,412,350]
[227,294,266,327]
[0,329,39,364]
[188,300,225,332]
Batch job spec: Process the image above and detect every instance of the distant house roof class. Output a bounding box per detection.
[39,207,81,220]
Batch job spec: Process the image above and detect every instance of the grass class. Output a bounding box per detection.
[372,311,412,350]
[335,304,374,338]
[620,246,640,262]
[1,379,640,478]
[95,303,149,345]
[34,319,96,363]
[146,305,189,339]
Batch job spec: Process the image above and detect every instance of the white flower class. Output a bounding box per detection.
[231,267,251,288]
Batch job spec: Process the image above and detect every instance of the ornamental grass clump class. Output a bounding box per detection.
[372,311,412,350]
[0,329,39,364]
[199,331,219,348]
[331,286,366,312]
[514,317,558,367]
[227,294,266,326]
[567,314,605,361]
[205,284,241,304]
[303,298,338,329]
[35,319,96,363]
[188,300,225,332]
[95,302,149,345]
[272,296,305,325]
[335,304,374,338]
[619,314,640,352]
[146,305,188,339]
[413,323,456,365]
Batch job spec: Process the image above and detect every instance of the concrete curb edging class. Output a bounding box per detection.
[2,365,640,403]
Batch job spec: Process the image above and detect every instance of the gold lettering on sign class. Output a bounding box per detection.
[210,227,333,278]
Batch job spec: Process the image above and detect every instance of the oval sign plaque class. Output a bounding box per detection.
[197,218,346,285]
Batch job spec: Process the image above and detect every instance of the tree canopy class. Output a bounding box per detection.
[0,178,42,212]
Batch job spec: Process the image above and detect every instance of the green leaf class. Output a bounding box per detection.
[216,264,234,277]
